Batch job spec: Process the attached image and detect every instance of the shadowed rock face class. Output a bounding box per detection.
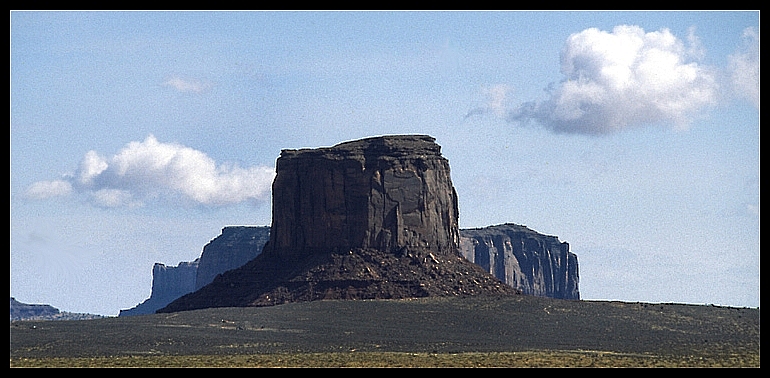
[265,134,460,261]
[159,135,517,312]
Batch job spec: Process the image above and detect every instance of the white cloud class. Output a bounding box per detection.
[24,180,73,199]
[728,27,759,108]
[77,150,108,186]
[91,188,137,208]
[26,135,276,207]
[163,76,212,93]
[508,25,719,134]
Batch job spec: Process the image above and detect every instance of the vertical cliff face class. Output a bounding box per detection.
[195,226,271,290]
[119,260,199,316]
[152,261,200,301]
[265,134,460,260]
[459,223,580,300]
[159,135,517,313]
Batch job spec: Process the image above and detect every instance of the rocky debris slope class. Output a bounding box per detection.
[161,247,514,310]
[459,224,579,300]
[160,135,519,313]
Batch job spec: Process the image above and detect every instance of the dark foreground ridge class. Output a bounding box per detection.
[160,135,518,312]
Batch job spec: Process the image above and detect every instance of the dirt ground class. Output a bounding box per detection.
[10,295,760,367]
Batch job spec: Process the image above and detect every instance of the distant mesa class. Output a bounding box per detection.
[195,226,272,291]
[10,297,104,321]
[119,260,199,317]
[123,223,579,315]
[10,297,58,320]
[459,224,579,300]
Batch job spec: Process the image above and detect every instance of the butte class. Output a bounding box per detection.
[159,135,518,312]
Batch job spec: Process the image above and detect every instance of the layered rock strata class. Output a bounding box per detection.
[459,223,580,300]
[160,135,518,312]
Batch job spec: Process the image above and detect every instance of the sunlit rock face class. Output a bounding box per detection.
[459,223,580,300]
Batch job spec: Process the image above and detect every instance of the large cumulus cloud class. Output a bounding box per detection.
[508,25,720,134]
[25,135,275,208]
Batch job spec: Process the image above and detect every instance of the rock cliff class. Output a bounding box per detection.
[195,226,271,290]
[459,223,579,300]
[119,260,199,316]
[159,135,518,313]
[125,221,580,316]
[119,226,270,316]
[265,134,460,260]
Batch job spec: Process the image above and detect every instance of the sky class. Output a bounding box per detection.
[10,11,759,316]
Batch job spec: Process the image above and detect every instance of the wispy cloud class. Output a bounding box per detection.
[507,25,719,135]
[465,84,513,119]
[24,180,73,199]
[162,76,213,93]
[727,27,759,108]
[25,135,275,207]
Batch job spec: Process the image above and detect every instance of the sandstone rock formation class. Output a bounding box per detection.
[123,221,580,316]
[195,226,271,290]
[159,135,518,313]
[459,223,580,300]
[119,226,270,316]
[119,260,199,316]
[265,134,460,260]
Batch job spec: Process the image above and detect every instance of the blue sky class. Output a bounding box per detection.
[11,11,759,315]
